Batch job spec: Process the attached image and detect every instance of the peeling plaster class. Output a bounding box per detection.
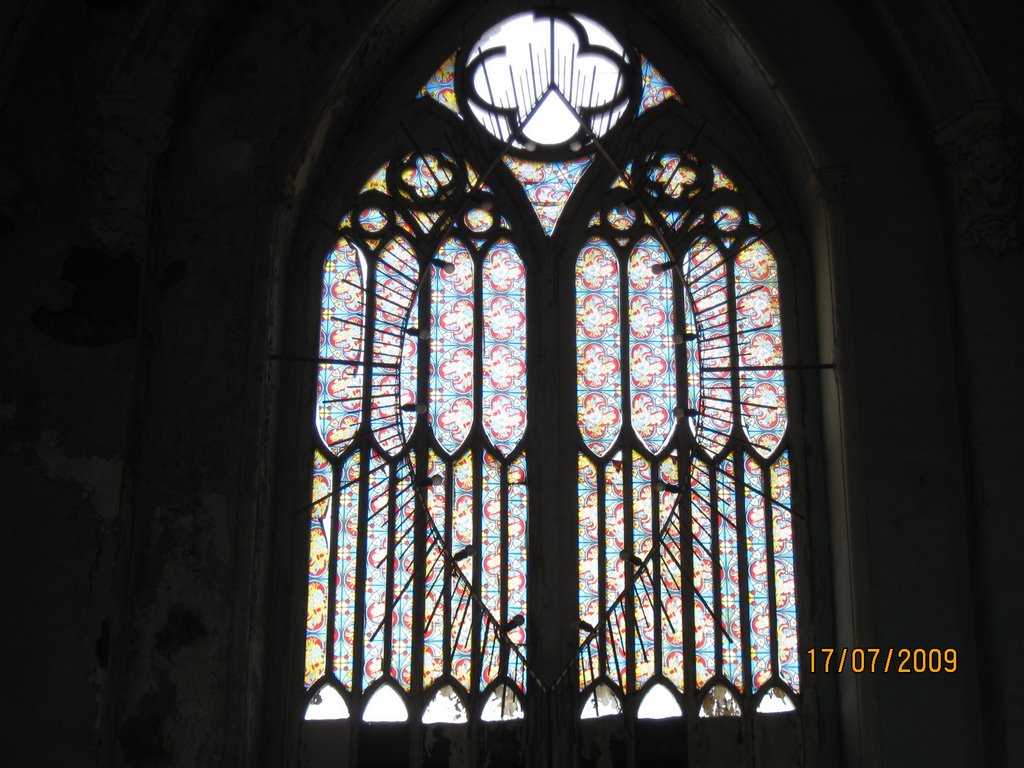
[34,428,123,521]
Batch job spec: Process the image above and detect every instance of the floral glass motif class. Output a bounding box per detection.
[423,451,446,689]
[317,239,366,456]
[735,239,788,457]
[771,452,799,691]
[482,241,528,454]
[576,239,623,456]
[575,146,798,709]
[418,52,460,115]
[334,454,361,688]
[638,55,679,114]
[306,152,529,718]
[304,452,333,689]
[628,237,677,454]
[429,239,474,455]
[503,155,594,235]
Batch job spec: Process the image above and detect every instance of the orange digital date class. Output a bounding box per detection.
[806,648,957,673]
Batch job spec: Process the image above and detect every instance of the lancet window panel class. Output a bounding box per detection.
[574,150,799,716]
[303,152,530,723]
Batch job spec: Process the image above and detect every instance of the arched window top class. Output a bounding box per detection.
[412,10,683,239]
[300,11,803,759]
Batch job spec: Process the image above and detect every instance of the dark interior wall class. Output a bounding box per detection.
[2,3,150,765]
[1,1,1020,766]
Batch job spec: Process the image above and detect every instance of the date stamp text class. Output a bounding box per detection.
[806,648,957,673]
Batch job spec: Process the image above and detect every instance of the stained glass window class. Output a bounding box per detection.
[304,152,529,723]
[574,150,799,716]
[305,9,802,732]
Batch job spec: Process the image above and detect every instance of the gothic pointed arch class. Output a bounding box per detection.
[298,8,808,763]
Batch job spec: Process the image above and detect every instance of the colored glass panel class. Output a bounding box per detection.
[482,240,528,455]
[410,209,441,234]
[480,453,503,690]
[605,453,627,690]
[718,455,743,690]
[418,52,460,115]
[430,239,475,455]
[334,453,361,688]
[576,240,622,456]
[578,453,601,690]
[423,452,446,688]
[508,454,528,692]
[451,451,474,689]
[317,238,366,456]
[690,456,716,688]
[503,155,593,235]
[401,154,453,199]
[394,212,415,236]
[632,453,656,689]
[711,164,738,192]
[392,456,416,690]
[638,55,678,114]
[371,237,419,457]
[363,454,390,689]
[771,452,799,692]
[400,297,419,440]
[745,454,772,690]
[359,207,388,233]
[646,153,696,199]
[659,453,685,691]
[465,207,493,232]
[305,452,333,688]
[628,237,677,454]
[735,239,787,458]
[683,237,733,457]
[361,162,388,194]
[713,206,742,232]
[607,205,636,231]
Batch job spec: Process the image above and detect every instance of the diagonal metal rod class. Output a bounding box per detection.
[415,483,544,690]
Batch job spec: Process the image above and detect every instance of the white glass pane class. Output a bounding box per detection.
[756,686,796,713]
[480,685,524,721]
[363,684,408,722]
[699,683,742,718]
[637,683,682,719]
[580,683,622,719]
[304,686,350,721]
[422,685,468,724]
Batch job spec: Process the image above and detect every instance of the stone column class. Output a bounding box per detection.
[935,102,1024,766]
